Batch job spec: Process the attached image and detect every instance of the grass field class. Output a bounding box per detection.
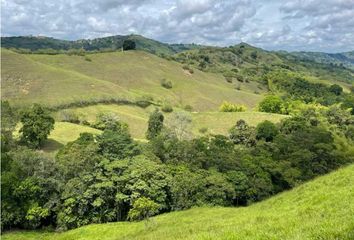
[1,49,263,111]
[4,163,354,240]
[53,104,288,139]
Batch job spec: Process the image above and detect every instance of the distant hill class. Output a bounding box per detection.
[289,51,354,70]
[1,35,207,56]
[173,43,354,88]
[4,163,354,240]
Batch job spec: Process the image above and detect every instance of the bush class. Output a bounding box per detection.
[128,197,160,221]
[84,56,92,62]
[258,95,285,114]
[182,65,194,74]
[161,79,173,89]
[136,96,153,108]
[199,127,208,134]
[225,76,233,83]
[184,105,193,112]
[219,101,247,112]
[59,110,80,124]
[161,104,173,113]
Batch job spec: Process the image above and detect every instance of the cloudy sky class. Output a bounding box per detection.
[1,0,354,52]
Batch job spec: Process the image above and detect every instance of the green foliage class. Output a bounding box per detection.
[229,119,256,146]
[128,197,160,221]
[258,95,285,114]
[160,79,173,89]
[19,104,55,148]
[1,101,17,152]
[146,109,164,140]
[329,84,343,95]
[256,120,278,141]
[59,110,80,124]
[219,101,247,112]
[161,104,173,113]
[122,40,136,51]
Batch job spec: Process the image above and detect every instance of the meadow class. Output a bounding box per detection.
[1,49,263,111]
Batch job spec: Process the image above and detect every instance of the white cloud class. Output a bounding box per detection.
[1,0,353,52]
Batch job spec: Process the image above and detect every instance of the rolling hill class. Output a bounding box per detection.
[1,35,206,55]
[4,163,354,240]
[1,48,263,111]
[289,51,354,70]
[173,43,354,89]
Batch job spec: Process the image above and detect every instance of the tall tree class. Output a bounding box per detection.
[146,109,164,140]
[20,104,55,148]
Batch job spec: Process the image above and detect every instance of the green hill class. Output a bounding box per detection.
[4,163,354,240]
[1,35,206,55]
[289,51,354,70]
[173,43,354,90]
[1,48,263,111]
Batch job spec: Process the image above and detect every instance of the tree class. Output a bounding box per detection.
[20,104,55,148]
[229,119,256,146]
[167,112,193,140]
[256,120,278,142]
[1,101,17,152]
[127,197,160,221]
[146,109,164,140]
[258,95,284,114]
[329,84,343,96]
[123,40,136,51]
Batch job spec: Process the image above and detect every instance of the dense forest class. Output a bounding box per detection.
[2,94,354,230]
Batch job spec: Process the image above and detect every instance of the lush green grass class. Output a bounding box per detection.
[191,111,287,136]
[4,163,354,240]
[1,49,263,111]
[41,122,102,152]
[54,104,287,139]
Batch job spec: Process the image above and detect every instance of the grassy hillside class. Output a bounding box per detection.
[173,44,354,91]
[290,51,354,70]
[4,163,354,240]
[53,104,287,139]
[1,49,263,111]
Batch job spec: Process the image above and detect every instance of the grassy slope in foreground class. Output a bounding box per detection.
[4,164,354,240]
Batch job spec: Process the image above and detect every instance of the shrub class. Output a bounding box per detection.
[84,56,92,62]
[184,105,193,112]
[128,197,160,221]
[258,95,284,114]
[219,101,247,112]
[225,76,233,83]
[182,65,194,74]
[161,79,173,89]
[136,96,153,108]
[199,127,208,134]
[161,104,173,113]
[59,110,80,124]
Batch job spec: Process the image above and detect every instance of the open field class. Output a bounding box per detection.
[4,163,354,240]
[1,49,263,111]
[53,104,288,139]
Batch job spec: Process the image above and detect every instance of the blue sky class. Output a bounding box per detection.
[1,0,353,52]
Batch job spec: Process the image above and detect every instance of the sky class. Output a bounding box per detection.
[1,0,354,52]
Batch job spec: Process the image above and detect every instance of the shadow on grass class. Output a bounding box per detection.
[41,139,64,153]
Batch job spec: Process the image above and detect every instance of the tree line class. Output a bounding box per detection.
[1,101,354,231]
